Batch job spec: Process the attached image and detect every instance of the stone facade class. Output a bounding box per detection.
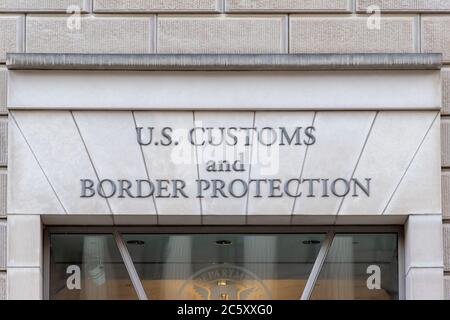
[0,0,450,300]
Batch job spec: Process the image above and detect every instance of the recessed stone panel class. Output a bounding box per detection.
[0,118,7,166]
[0,172,6,217]
[0,0,89,12]
[0,272,5,300]
[443,172,450,219]
[0,67,6,114]
[0,15,24,63]
[442,119,450,167]
[290,16,415,53]
[94,0,219,12]
[422,16,450,63]
[443,68,450,115]
[0,220,5,269]
[158,16,286,54]
[357,0,450,12]
[226,0,350,12]
[26,15,154,54]
[445,276,450,300]
[445,224,450,271]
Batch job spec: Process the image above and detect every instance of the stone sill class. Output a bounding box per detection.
[6,53,443,71]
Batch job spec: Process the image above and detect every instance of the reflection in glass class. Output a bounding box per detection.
[49,234,138,300]
[48,232,400,300]
[310,233,398,300]
[123,234,325,300]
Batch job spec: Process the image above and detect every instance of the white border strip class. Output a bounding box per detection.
[8,70,440,110]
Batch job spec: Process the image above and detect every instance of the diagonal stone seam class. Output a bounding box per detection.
[290,111,317,217]
[10,112,68,214]
[382,112,440,214]
[192,111,204,221]
[245,111,256,222]
[335,111,379,218]
[70,111,113,215]
[131,111,159,218]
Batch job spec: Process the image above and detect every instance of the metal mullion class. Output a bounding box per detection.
[300,232,335,300]
[113,231,148,300]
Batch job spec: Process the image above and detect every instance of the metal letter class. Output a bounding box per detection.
[81,179,95,198]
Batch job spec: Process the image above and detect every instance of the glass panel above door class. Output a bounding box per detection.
[49,234,138,300]
[123,233,325,300]
[47,230,400,300]
[310,233,398,300]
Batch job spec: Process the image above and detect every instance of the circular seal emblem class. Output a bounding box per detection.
[178,264,272,300]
